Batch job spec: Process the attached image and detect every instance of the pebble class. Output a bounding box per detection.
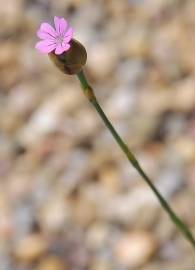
[39,198,70,232]
[122,26,149,57]
[87,43,118,80]
[14,234,47,262]
[0,0,24,32]
[72,196,97,227]
[0,212,13,239]
[172,137,195,164]
[86,223,109,250]
[90,260,112,270]
[37,256,66,270]
[1,0,195,269]
[114,231,157,268]
[18,86,81,145]
[171,77,195,112]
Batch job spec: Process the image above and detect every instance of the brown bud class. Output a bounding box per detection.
[48,39,87,75]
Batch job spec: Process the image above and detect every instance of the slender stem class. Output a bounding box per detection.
[76,70,195,248]
[77,71,195,248]
[92,100,195,248]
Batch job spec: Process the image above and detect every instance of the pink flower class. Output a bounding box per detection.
[35,16,74,55]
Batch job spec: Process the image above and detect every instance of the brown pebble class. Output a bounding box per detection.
[14,234,47,262]
[114,231,157,268]
[37,256,66,270]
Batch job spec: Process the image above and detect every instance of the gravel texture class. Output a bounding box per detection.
[0,0,195,269]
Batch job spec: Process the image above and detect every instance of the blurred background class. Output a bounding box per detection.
[0,0,195,269]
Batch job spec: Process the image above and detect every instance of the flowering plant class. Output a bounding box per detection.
[35,17,195,249]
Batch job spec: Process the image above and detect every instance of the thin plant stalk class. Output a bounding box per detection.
[77,69,195,249]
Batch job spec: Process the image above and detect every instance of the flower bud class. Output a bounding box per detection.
[49,39,87,75]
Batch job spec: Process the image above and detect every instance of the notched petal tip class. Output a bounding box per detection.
[65,27,74,37]
[54,16,60,21]
[35,40,56,54]
[54,16,68,34]
[40,22,56,37]
[64,43,70,51]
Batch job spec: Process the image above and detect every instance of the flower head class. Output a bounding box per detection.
[35,16,73,55]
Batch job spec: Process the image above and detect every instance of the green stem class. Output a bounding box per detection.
[76,70,195,249]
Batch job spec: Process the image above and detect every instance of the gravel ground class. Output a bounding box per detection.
[0,0,195,269]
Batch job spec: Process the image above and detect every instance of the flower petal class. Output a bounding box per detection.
[35,40,56,54]
[54,16,68,35]
[63,43,71,51]
[55,43,70,55]
[54,16,61,34]
[55,44,64,55]
[64,28,73,44]
[60,18,68,34]
[64,35,72,44]
[65,27,73,38]
[37,29,55,40]
[40,23,57,38]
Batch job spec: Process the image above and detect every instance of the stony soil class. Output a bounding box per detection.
[0,0,195,269]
